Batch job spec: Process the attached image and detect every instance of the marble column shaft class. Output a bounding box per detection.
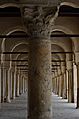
[68,69,74,103]
[1,67,6,102]
[59,75,62,97]
[0,67,1,102]
[16,74,20,96]
[57,77,59,95]
[54,78,57,94]
[19,74,22,94]
[23,77,25,93]
[24,79,27,92]
[62,73,67,99]
[12,71,16,99]
[28,39,52,119]
[21,75,23,93]
[77,64,79,108]
[6,69,11,102]
[57,77,59,96]
[10,70,13,98]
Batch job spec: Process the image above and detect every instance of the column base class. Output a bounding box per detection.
[62,96,67,99]
[6,98,11,103]
[77,88,79,108]
[76,106,79,109]
[1,97,5,103]
[23,91,24,94]
[12,96,15,100]
[62,93,67,99]
[16,94,20,97]
[68,99,74,103]
[28,112,52,119]
[1,98,3,103]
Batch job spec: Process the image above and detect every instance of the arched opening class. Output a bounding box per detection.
[51,29,76,105]
[0,1,79,119]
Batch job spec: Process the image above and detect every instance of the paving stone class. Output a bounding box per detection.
[52,93,79,119]
[0,93,79,119]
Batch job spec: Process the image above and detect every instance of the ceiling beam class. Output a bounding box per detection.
[1,51,74,55]
[52,68,58,70]
[51,52,73,54]
[0,60,65,62]
[17,68,28,70]
[51,60,65,62]
[52,65,60,67]
[3,52,28,54]
[0,34,29,38]
[16,65,28,67]
[0,34,78,38]
[51,34,79,37]
[8,60,28,62]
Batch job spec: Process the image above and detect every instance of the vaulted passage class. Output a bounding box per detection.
[0,0,79,119]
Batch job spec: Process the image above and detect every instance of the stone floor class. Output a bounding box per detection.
[0,93,28,119]
[52,93,79,119]
[0,93,79,119]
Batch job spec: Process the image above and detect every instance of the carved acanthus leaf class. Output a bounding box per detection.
[23,6,57,38]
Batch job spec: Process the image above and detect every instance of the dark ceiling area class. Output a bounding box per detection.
[59,5,79,17]
[0,7,21,17]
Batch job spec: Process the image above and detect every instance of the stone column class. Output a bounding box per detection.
[55,78,57,94]
[12,70,16,99]
[66,70,69,99]
[52,78,54,92]
[62,73,67,99]
[1,66,6,102]
[22,76,24,93]
[19,73,22,95]
[52,78,55,93]
[76,63,79,108]
[19,74,23,94]
[57,76,60,97]
[57,68,61,97]
[24,78,26,92]
[24,78,27,92]
[52,73,55,93]
[53,79,55,93]
[55,78,57,95]
[6,68,11,102]
[68,69,74,102]
[28,39,52,119]
[10,70,13,99]
[73,63,77,104]
[60,74,63,97]
[67,61,74,103]
[58,75,62,97]
[56,77,59,95]
[54,77,57,94]
[57,77,59,96]
[16,74,20,96]
[55,71,58,95]
[21,76,22,94]
[25,73,28,92]
[14,70,16,99]
[75,52,79,108]
[0,66,1,102]
[22,77,25,93]
[52,73,54,92]
[62,74,64,97]
[61,64,66,98]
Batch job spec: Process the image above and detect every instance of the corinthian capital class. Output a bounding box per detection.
[22,6,57,38]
